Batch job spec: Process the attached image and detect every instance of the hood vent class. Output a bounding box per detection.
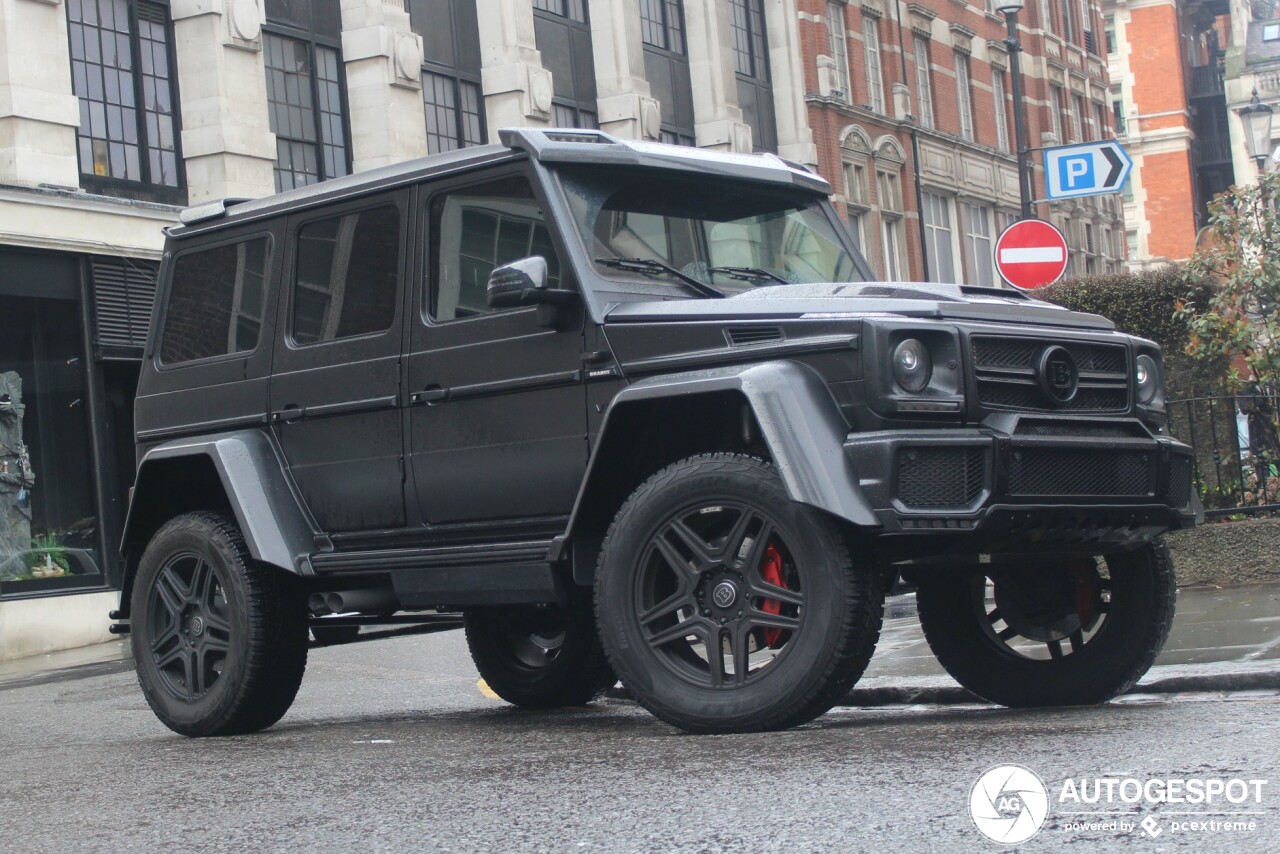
[725,326,785,346]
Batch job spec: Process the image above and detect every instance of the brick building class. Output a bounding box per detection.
[1104,0,1234,267]
[800,0,1127,284]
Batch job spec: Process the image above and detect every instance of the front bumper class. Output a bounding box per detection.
[844,416,1200,553]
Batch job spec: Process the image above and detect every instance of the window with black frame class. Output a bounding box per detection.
[66,0,184,203]
[262,0,350,191]
[641,0,695,145]
[730,0,777,152]
[532,0,598,129]
[409,0,487,153]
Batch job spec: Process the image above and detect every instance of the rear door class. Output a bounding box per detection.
[268,192,409,533]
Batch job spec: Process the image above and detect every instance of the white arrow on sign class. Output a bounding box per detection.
[1043,140,1134,200]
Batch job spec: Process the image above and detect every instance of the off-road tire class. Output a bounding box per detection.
[595,453,884,734]
[131,512,309,736]
[915,541,1176,707]
[464,585,616,708]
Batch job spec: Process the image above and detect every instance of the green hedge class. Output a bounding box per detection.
[1037,267,1226,398]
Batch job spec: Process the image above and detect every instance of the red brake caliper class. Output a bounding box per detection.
[760,543,787,649]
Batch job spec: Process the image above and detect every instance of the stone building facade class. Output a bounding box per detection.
[0,0,822,659]
[800,0,1127,283]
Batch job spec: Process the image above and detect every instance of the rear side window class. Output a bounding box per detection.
[292,204,401,345]
[160,237,270,365]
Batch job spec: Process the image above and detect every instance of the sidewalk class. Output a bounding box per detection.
[847,582,1280,706]
[3,584,1279,704]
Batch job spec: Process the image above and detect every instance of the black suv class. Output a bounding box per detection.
[119,129,1198,736]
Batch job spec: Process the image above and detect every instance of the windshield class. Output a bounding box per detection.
[555,166,864,298]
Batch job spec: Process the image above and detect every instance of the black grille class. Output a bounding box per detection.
[725,326,784,346]
[1164,456,1193,508]
[1016,421,1138,438]
[971,335,1129,414]
[91,257,158,350]
[1008,448,1153,497]
[897,447,986,508]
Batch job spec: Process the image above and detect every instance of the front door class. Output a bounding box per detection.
[269,192,409,533]
[407,169,587,533]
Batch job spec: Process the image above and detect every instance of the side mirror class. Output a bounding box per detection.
[486,256,576,309]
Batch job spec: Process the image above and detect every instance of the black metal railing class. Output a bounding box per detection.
[1167,390,1280,517]
[1189,63,1225,99]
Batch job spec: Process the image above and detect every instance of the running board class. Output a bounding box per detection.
[391,563,566,608]
[310,539,555,573]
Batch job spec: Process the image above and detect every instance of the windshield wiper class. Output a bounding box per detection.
[707,265,791,285]
[595,257,725,299]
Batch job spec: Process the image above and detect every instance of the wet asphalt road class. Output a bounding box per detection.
[2,629,1279,854]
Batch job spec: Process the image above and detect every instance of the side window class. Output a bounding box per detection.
[292,205,400,345]
[429,176,562,322]
[160,237,270,365]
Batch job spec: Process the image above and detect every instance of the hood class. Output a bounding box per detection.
[603,282,1114,331]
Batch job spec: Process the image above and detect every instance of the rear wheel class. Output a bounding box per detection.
[595,454,884,734]
[915,541,1176,707]
[131,512,308,736]
[463,587,616,708]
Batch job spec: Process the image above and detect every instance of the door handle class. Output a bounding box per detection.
[271,404,305,423]
[410,386,447,405]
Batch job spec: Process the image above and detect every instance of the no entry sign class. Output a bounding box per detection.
[994,219,1069,290]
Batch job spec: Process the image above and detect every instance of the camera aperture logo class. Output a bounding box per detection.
[970,765,1050,844]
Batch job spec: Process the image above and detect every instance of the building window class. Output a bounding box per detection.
[961,202,995,287]
[955,55,974,142]
[1070,94,1085,142]
[877,169,905,280]
[263,32,350,191]
[1084,221,1097,274]
[1060,0,1073,42]
[993,70,1010,152]
[730,0,777,152]
[534,0,597,129]
[1083,0,1097,54]
[1104,15,1116,53]
[1092,101,1107,140]
[844,159,870,252]
[67,0,183,202]
[643,0,694,145]
[411,0,487,153]
[827,2,851,102]
[641,0,684,52]
[862,17,885,114]
[1049,86,1065,141]
[913,37,934,129]
[922,192,956,283]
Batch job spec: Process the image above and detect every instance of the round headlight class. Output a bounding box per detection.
[1136,354,1160,405]
[892,338,932,393]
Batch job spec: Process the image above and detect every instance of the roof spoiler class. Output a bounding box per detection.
[178,196,254,226]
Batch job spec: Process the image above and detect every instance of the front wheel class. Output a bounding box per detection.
[595,454,884,734]
[130,512,308,736]
[914,541,1176,707]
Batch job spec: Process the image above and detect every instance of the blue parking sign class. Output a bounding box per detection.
[1058,154,1094,191]
[1043,141,1133,200]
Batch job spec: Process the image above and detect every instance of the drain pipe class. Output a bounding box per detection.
[891,0,930,282]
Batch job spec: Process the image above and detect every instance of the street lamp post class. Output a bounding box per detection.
[998,0,1033,220]
[1237,88,1275,171]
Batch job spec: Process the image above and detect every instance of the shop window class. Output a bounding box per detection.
[159,238,271,365]
[292,206,400,345]
[1,258,104,595]
[66,0,184,203]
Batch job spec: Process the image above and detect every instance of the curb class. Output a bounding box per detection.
[605,669,1280,708]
